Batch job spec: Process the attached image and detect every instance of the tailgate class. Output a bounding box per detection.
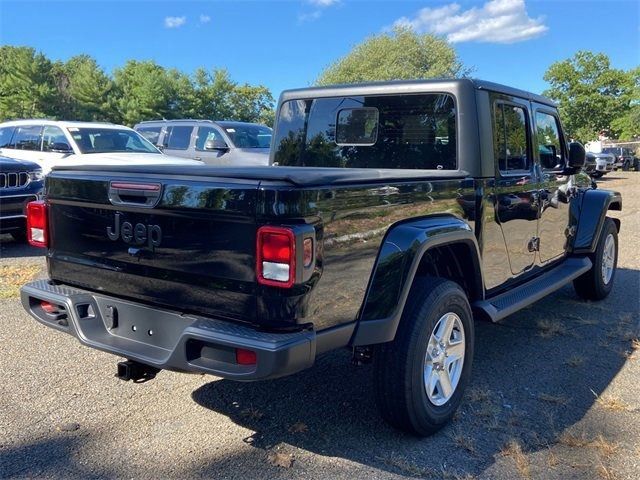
[46,171,260,324]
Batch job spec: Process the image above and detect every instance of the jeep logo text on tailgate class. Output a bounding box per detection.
[107,213,162,248]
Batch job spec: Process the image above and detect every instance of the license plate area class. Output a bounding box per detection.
[83,296,194,351]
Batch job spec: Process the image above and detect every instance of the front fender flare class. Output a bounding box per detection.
[350,215,482,346]
[572,189,621,254]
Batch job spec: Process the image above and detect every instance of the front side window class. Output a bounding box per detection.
[494,103,530,173]
[220,123,272,148]
[137,126,162,145]
[42,126,70,152]
[164,126,193,150]
[69,128,160,154]
[273,93,457,170]
[0,127,16,148]
[535,112,564,170]
[195,126,225,151]
[10,125,42,151]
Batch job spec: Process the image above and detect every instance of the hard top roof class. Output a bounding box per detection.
[0,119,131,129]
[279,78,556,107]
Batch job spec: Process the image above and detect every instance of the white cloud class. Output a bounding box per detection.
[199,14,211,24]
[164,16,186,29]
[393,0,548,44]
[308,0,339,6]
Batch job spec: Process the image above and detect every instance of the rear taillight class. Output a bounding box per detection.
[256,226,295,288]
[26,200,48,248]
[235,348,257,365]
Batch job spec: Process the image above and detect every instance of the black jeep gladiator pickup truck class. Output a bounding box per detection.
[21,79,622,436]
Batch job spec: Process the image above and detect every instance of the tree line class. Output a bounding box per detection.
[0,46,275,127]
[1,31,637,143]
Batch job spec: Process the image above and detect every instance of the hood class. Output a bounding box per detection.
[0,155,42,173]
[233,148,270,166]
[74,152,203,165]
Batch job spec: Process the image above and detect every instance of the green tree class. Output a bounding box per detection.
[316,26,468,86]
[56,55,115,121]
[0,46,57,119]
[610,67,640,140]
[113,60,181,125]
[543,51,635,142]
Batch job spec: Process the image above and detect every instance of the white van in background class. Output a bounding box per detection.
[0,120,202,173]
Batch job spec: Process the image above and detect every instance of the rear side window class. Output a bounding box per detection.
[0,127,15,148]
[137,126,162,144]
[535,112,564,170]
[164,126,193,150]
[494,103,530,173]
[10,125,43,151]
[273,93,457,169]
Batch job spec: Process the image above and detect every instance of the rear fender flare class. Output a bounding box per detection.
[350,215,483,346]
[573,189,621,254]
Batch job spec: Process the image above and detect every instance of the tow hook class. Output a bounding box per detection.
[352,346,373,365]
[116,360,160,383]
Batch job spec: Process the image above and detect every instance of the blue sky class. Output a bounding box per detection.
[1,0,638,102]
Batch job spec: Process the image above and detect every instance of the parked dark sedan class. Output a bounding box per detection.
[0,156,44,241]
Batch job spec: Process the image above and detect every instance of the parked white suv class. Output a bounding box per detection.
[0,120,202,173]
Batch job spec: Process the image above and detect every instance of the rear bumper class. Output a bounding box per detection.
[20,280,317,381]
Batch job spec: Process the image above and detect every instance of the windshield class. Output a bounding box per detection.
[220,124,272,149]
[68,127,161,154]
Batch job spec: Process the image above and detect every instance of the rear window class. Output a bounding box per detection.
[137,126,162,144]
[0,126,15,148]
[273,93,457,169]
[164,126,193,150]
[10,125,42,151]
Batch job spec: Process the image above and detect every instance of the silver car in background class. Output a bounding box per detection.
[590,152,615,178]
[135,119,271,166]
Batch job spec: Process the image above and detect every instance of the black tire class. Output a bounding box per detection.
[373,277,474,436]
[591,172,603,179]
[573,217,618,301]
[622,160,630,171]
[10,230,27,243]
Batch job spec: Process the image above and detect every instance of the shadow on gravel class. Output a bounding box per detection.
[0,436,100,478]
[192,268,639,477]
[0,235,44,259]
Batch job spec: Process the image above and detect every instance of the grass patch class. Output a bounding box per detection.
[538,393,569,406]
[450,430,477,454]
[0,264,41,299]
[465,386,492,403]
[558,432,619,458]
[500,439,530,479]
[537,319,568,338]
[595,395,631,412]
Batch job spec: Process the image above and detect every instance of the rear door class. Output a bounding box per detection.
[2,124,43,164]
[161,124,194,159]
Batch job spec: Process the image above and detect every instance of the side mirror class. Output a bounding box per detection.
[204,139,229,152]
[51,142,73,154]
[567,142,586,170]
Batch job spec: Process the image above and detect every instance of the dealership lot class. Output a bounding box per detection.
[1,172,638,480]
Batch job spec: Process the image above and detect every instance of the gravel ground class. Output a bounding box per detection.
[1,172,638,479]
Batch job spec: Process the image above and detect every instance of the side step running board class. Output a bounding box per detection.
[473,256,592,322]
